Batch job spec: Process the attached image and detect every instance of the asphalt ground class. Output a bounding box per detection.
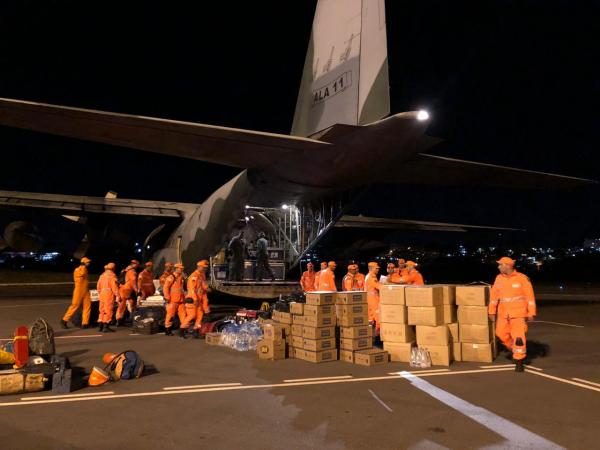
[0,296,599,449]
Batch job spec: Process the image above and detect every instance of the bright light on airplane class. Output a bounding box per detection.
[282,204,289,210]
[417,110,429,121]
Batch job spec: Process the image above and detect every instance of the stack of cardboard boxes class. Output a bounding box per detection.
[379,285,414,362]
[256,322,287,360]
[456,286,495,363]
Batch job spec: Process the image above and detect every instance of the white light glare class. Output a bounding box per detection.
[417,110,429,121]
[281,204,289,210]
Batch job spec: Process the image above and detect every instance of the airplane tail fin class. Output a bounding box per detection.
[291,0,390,137]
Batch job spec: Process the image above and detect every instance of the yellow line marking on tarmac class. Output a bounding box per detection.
[480,364,514,369]
[163,383,242,391]
[1,334,103,342]
[526,370,600,393]
[525,365,544,371]
[21,391,114,401]
[388,369,450,375]
[0,367,514,407]
[284,375,352,383]
[572,378,600,388]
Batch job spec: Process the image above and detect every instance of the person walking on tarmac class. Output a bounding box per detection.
[365,262,381,332]
[159,262,174,289]
[116,260,140,326]
[228,231,246,281]
[317,261,337,291]
[163,263,187,336]
[182,260,211,338]
[300,262,316,292]
[61,257,92,329]
[488,257,536,372]
[314,262,328,290]
[138,261,156,301]
[256,232,275,281]
[97,263,119,332]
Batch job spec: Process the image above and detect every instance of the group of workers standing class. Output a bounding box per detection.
[227,231,275,281]
[60,257,212,339]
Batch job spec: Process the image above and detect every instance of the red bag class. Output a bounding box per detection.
[13,326,29,368]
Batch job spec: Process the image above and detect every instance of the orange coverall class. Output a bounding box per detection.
[182,270,210,330]
[137,268,155,300]
[365,273,381,327]
[159,270,172,287]
[300,270,316,292]
[317,268,337,291]
[117,267,138,320]
[97,270,119,324]
[488,270,536,360]
[164,273,187,328]
[402,270,424,286]
[63,265,92,326]
[343,272,365,291]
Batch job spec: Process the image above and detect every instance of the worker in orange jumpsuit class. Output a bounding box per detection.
[159,262,174,288]
[314,262,328,290]
[137,261,156,301]
[400,261,424,285]
[380,262,396,284]
[342,264,364,291]
[163,263,187,336]
[354,265,365,290]
[488,257,536,372]
[317,261,337,291]
[182,260,211,338]
[300,262,316,292]
[365,262,381,332]
[96,263,119,332]
[397,259,408,278]
[61,257,92,329]
[116,260,140,326]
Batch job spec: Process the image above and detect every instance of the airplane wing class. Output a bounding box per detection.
[0,98,329,169]
[0,190,199,218]
[335,215,523,232]
[379,153,596,188]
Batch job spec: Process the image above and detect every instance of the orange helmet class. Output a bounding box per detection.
[145,261,153,267]
[174,263,184,270]
[406,261,418,267]
[104,262,115,271]
[368,262,380,269]
[81,257,91,264]
[102,352,117,365]
[496,257,515,267]
[88,366,110,387]
[196,260,209,268]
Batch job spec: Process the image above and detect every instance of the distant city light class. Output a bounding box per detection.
[417,110,429,121]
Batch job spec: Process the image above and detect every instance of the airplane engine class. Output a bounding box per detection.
[3,220,45,252]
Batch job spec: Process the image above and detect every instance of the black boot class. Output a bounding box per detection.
[80,324,89,329]
[515,359,524,372]
[165,327,173,336]
[60,319,69,329]
[115,319,122,328]
[192,329,200,339]
[98,323,104,332]
[179,327,187,339]
[103,323,115,333]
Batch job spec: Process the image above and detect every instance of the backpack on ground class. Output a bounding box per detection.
[28,318,55,356]
[106,350,144,380]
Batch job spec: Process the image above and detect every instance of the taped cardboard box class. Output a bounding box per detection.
[418,344,452,366]
[302,326,336,340]
[338,315,369,327]
[438,284,456,305]
[453,342,462,361]
[292,335,304,349]
[457,306,489,325]
[379,304,408,324]
[261,323,285,342]
[285,334,293,345]
[340,325,372,339]
[340,303,368,318]
[354,349,389,366]
[379,323,415,343]
[305,292,336,306]
[289,302,304,315]
[405,286,444,307]
[302,337,336,352]
[340,336,372,351]
[459,324,492,344]
[461,343,493,363]
[336,291,367,305]
[297,349,338,363]
[303,315,335,328]
[408,306,444,327]
[456,286,490,306]
[339,349,355,363]
[205,332,222,346]
[383,341,414,362]
[303,304,336,318]
[272,311,292,324]
[447,323,459,343]
[416,325,450,346]
[291,324,303,337]
[379,285,406,305]
[257,339,286,360]
[442,304,457,324]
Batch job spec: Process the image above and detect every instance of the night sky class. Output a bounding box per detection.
[0,1,598,247]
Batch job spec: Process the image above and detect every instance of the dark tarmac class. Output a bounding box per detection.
[1,296,599,450]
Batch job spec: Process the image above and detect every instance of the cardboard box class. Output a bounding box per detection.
[297,349,338,363]
[405,286,444,307]
[339,349,355,363]
[303,304,336,318]
[459,324,492,343]
[302,326,335,340]
[457,306,489,325]
[338,315,369,327]
[205,332,222,346]
[447,323,459,343]
[340,304,368,318]
[453,342,462,361]
[418,344,452,366]
[281,324,291,337]
[408,306,444,326]
[340,325,372,339]
[286,345,295,359]
[273,311,292,324]
[291,314,303,325]
[292,335,304,349]
[303,315,335,328]
[302,337,336,352]
[379,285,406,305]
[340,337,372,351]
[289,302,304,315]
[456,286,490,306]
[285,334,293,345]
[383,341,414,362]
[439,284,456,305]
[380,304,408,324]
[257,339,286,360]
[461,343,493,363]
[305,292,336,306]
[291,324,303,337]
[379,323,415,343]
[416,325,450,346]
[336,291,367,305]
[261,323,285,342]
[354,349,388,366]
[442,304,457,324]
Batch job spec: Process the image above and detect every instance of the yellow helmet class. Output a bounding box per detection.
[88,366,110,386]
